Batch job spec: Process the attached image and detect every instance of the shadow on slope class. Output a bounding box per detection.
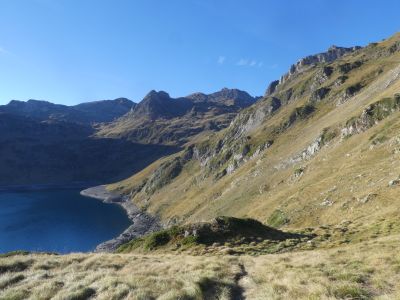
[0,113,179,185]
[118,216,313,255]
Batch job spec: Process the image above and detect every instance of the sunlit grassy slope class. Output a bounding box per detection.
[108,33,400,241]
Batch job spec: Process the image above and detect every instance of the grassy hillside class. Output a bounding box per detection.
[107,33,400,240]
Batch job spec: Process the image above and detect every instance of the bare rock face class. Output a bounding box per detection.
[309,87,331,103]
[337,83,363,105]
[311,66,334,91]
[265,80,280,97]
[334,75,348,87]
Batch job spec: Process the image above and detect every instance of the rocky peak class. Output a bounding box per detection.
[207,88,256,107]
[142,90,171,102]
[131,90,192,120]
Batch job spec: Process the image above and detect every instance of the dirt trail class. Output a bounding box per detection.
[231,263,248,300]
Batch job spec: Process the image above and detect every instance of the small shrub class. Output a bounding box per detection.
[63,287,96,300]
[331,283,370,299]
[294,167,304,177]
[267,210,289,228]
[320,127,337,145]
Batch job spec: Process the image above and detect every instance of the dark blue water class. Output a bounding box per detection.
[0,189,131,253]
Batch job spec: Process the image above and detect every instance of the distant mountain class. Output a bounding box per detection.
[0,112,176,185]
[73,98,136,122]
[97,88,257,145]
[129,90,193,120]
[186,88,257,107]
[0,88,253,185]
[0,98,135,124]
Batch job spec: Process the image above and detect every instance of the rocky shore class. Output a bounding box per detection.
[80,185,162,252]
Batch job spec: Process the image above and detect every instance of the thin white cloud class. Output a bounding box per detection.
[236,58,263,68]
[236,58,249,66]
[217,56,226,64]
[0,47,8,54]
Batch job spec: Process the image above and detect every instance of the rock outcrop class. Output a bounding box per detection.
[279,45,361,85]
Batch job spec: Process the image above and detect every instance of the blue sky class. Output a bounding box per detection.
[0,0,399,105]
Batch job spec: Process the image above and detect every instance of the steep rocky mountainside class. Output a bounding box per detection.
[108,33,400,242]
[96,88,257,145]
[0,97,135,124]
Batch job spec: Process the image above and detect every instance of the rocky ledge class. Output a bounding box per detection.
[80,185,162,252]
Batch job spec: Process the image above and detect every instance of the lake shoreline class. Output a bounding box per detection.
[80,185,161,252]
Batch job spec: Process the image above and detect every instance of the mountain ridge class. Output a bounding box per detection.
[0,97,135,124]
[96,88,258,145]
